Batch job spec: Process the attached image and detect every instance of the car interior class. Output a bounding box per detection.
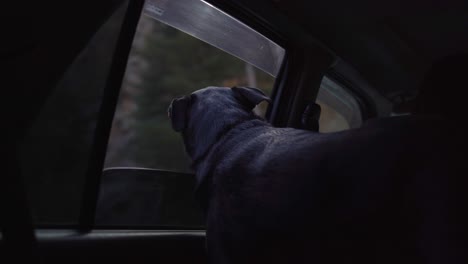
[2,0,467,263]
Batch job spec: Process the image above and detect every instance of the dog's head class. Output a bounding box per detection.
[168,86,270,161]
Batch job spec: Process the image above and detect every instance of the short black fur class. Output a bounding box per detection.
[169,86,467,264]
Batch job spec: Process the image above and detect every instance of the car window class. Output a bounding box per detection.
[104,0,284,172]
[317,76,362,132]
[17,3,127,225]
[97,0,284,228]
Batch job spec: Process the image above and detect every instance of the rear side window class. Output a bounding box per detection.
[317,77,362,132]
[97,0,285,228]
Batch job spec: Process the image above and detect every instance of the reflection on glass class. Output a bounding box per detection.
[144,0,285,77]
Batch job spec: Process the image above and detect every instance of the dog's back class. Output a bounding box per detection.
[169,86,466,264]
[204,115,466,264]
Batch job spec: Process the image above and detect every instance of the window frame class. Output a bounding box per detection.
[77,0,146,231]
[20,0,142,231]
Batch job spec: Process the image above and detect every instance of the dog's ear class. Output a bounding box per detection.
[168,96,191,132]
[232,86,271,109]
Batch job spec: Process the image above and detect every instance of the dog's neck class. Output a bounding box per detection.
[189,117,269,209]
[184,111,263,168]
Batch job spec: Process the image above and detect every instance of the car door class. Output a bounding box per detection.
[3,0,370,263]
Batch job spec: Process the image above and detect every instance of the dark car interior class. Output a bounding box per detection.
[2,0,467,263]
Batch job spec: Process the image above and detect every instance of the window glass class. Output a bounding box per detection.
[17,4,127,225]
[144,0,285,76]
[317,77,362,132]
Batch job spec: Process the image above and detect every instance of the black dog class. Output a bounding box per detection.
[169,86,466,264]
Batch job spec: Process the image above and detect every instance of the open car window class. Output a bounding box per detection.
[98,0,285,228]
